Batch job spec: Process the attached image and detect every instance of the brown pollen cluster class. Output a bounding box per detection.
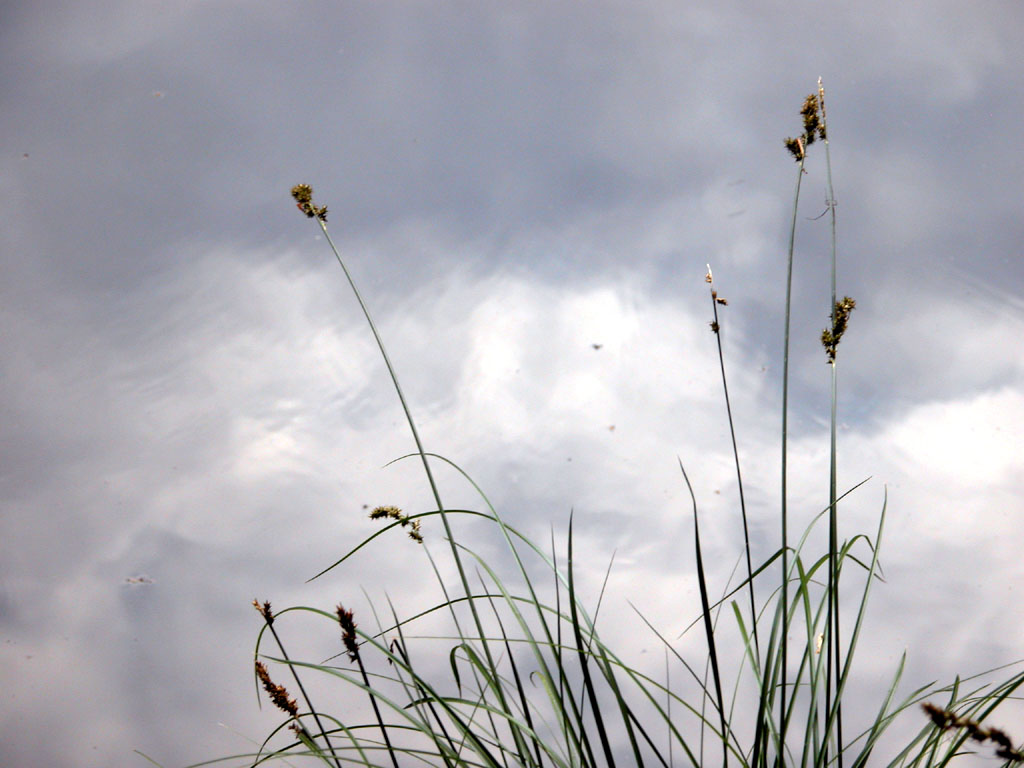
[820,296,856,362]
[783,92,826,162]
[336,604,360,662]
[253,598,274,625]
[255,660,298,718]
[922,702,1023,762]
[290,184,328,221]
[369,505,423,543]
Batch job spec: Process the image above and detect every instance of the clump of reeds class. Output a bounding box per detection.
[160,85,1024,768]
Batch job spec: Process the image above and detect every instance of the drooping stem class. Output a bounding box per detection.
[295,195,522,749]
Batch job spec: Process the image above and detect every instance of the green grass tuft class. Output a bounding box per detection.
[172,86,1024,768]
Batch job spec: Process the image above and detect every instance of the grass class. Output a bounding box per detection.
[159,85,1024,767]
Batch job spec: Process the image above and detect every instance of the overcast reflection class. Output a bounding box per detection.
[2,2,1023,766]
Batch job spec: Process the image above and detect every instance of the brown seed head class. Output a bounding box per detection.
[783,137,803,161]
[408,519,424,544]
[821,296,856,362]
[800,94,820,145]
[336,604,360,662]
[370,505,424,542]
[255,660,298,717]
[921,703,1024,762]
[253,599,274,625]
[784,92,824,161]
[290,184,329,221]
[370,505,403,520]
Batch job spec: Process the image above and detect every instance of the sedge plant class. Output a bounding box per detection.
[157,84,1024,768]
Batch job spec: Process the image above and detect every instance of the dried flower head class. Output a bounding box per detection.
[784,92,823,162]
[921,703,1024,762]
[800,94,820,145]
[821,296,856,362]
[369,505,403,521]
[253,599,274,625]
[408,519,423,544]
[290,184,328,221]
[783,137,804,161]
[369,505,424,543]
[336,604,360,662]
[255,660,298,717]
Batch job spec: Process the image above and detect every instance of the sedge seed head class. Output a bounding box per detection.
[336,604,360,662]
[255,661,298,717]
[370,505,403,520]
[290,184,328,221]
[253,599,274,625]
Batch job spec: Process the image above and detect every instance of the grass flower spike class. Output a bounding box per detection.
[821,295,857,362]
[254,660,298,718]
[922,702,1024,762]
[783,92,823,161]
[336,604,360,662]
[369,504,424,543]
[290,183,328,221]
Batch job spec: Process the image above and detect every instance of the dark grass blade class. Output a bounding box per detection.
[566,512,619,768]
[678,458,729,767]
[482,586,547,768]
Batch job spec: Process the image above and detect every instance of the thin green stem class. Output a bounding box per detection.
[773,149,807,768]
[311,215,522,737]
[707,273,761,667]
[818,77,844,768]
